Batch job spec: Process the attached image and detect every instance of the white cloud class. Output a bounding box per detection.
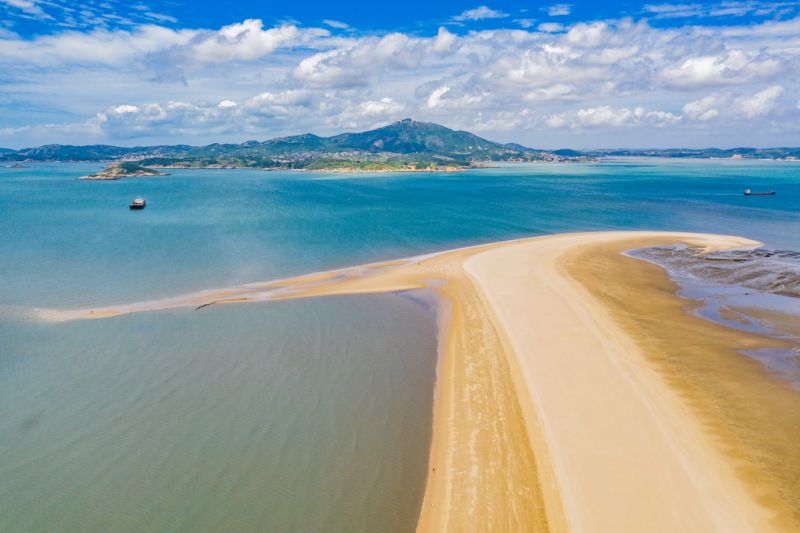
[0,0,183,29]
[426,86,450,108]
[644,3,707,18]
[565,21,613,47]
[0,25,189,66]
[735,85,784,117]
[547,105,680,128]
[293,31,452,87]
[545,4,572,16]
[453,5,508,21]
[357,97,404,116]
[1,0,49,17]
[661,50,781,88]
[683,95,723,120]
[538,22,565,32]
[0,117,103,140]
[189,20,304,64]
[2,15,800,147]
[113,104,140,114]
[644,1,799,19]
[76,91,406,140]
[0,19,327,69]
[323,19,349,29]
[432,27,457,53]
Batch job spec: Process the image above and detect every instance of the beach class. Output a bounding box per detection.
[39,231,800,531]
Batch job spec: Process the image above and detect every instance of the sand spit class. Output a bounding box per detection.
[37,231,800,531]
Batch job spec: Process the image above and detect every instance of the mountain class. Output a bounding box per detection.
[0,120,560,167]
[180,119,550,162]
[324,119,499,154]
[3,121,800,166]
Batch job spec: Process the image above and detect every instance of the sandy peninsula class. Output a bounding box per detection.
[39,231,800,531]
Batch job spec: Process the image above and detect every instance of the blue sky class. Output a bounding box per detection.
[2,0,800,148]
[6,0,798,35]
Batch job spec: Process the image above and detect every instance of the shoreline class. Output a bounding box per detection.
[564,239,800,528]
[35,231,800,530]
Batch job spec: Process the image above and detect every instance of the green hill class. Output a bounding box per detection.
[0,119,569,166]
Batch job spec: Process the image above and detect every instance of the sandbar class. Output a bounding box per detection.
[37,231,800,531]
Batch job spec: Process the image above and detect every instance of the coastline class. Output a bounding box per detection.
[36,231,800,530]
[564,239,800,528]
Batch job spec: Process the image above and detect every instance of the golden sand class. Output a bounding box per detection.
[565,238,800,529]
[39,231,800,531]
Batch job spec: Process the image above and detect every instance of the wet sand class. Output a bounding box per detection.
[566,238,800,529]
[37,232,800,531]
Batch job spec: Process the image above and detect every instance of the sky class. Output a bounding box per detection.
[1,0,800,149]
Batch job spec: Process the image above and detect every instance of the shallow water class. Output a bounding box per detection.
[629,244,800,388]
[1,296,437,532]
[1,159,799,531]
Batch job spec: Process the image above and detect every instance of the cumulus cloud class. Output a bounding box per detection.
[81,91,407,139]
[564,21,623,47]
[331,97,407,128]
[2,14,800,147]
[453,5,508,21]
[735,85,784,117]
[357,97,405,116]
[546,105,680,128]
[661,50,781,87]
[187,20,308,64]
[0,19,327,69]
[683,94,723,120]
[538,22,565,32]
[293,30,456,87]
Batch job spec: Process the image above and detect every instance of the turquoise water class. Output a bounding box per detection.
[1,160,799,531]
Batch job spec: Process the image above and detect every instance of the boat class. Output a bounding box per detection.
[129,197,146,210]
[744,188,775,196]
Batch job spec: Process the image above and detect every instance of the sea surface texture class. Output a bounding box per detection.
[1,159,799,531]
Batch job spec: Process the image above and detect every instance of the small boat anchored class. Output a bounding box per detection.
[129,197,146,210]
[744,188,775,196]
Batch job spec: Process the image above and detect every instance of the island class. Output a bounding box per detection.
[6,120,590,174]
[79,161,169,180]
[3,119,800,170]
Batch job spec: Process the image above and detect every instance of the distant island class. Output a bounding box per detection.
[3,119,582,172]
[2,120,799,173]
[79,161,169,180]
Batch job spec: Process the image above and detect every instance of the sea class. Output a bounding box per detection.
[1,159,799,531]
